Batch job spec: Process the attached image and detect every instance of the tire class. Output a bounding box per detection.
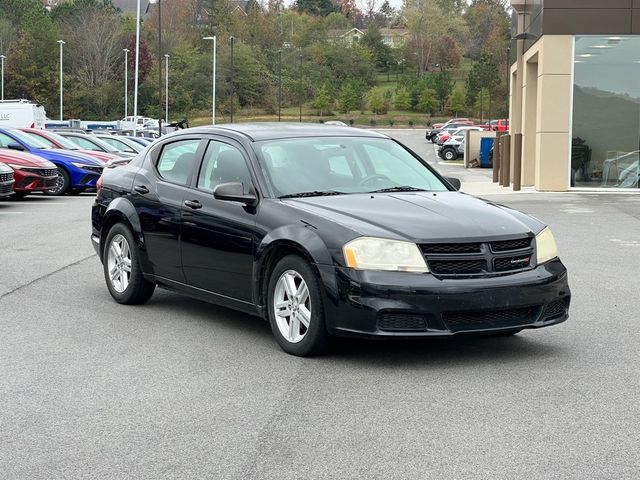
[443,149,456,161]
[266,255,332,356]
[431,137,437,144]
[103,223,155,305]
[44,168,70,196]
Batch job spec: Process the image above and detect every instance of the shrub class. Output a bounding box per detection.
[408,120,414,127]
[369,119,377,126]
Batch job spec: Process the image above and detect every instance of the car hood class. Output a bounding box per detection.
[284,192,544,243]
[0,150,56,168]
[33,149,103,165]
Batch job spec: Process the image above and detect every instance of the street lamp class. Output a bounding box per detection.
[149,0,162,136]
[230,36,235,123]
[277,50,282,122]
[298,53,302,123]
[57,40,65,121]
[133,0,142,134]
[0,55,5,102]
[123,48,129,118]
[164,54,169,124]
[203,36,217,124]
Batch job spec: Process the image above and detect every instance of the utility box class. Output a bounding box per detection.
[480,137,495,168]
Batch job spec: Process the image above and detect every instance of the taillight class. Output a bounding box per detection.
[96,175,103,196]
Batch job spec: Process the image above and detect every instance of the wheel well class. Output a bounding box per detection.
[100,214,132,260]
[257,243,316,314]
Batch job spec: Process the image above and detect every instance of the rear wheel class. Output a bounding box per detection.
[267,255,332,356]
[44,168,70,196]
[443,148,457,161]
[103,223,155,305]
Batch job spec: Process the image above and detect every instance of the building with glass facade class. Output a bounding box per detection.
[509,0,640,191]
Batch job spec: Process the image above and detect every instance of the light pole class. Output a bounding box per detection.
[0,55,5,102]
[230,36,235,123]
[149,0,162,136]
[277,49,282,122]
[164,54,170,124]
[298,53,302,123]
[203,36,217,124]
[123,48,129,118]
[133,0,141,133]
[57,40,65,121]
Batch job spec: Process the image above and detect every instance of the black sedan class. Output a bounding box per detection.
[91,123,570,356]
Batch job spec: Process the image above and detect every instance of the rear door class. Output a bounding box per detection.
[180,137,257,302]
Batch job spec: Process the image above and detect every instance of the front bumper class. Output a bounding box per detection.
[318,260,570,338]
[12,170,58,192]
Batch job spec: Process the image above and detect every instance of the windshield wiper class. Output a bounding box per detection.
[279,190,345,199]
[368,186,428,193]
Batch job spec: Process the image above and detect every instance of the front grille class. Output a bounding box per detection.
[18,167,58,177]
[420,236,535,278]
[443,306,536,331]
[42,177,58,188]
[378,314,427,332]
[491,238,532,252]
[0,181,14,194]
[430,259,485,275]
[0,172,13,183]
[422,243,482,254]
[543,298,569,320]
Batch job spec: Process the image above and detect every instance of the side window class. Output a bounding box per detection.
[71,137,100,151]
[197,141,252,194]
[0,133,15,148]
[156,139,200,185]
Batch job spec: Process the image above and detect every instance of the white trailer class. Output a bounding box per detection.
[0,100,47,129]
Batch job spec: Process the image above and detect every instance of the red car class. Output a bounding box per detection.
[0,149,58,198]
[20,128,117,164]
[490,119,509,131]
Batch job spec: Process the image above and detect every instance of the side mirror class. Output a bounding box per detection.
[213,182,258,207]
[7,142,25,151]
[445,177,461,191]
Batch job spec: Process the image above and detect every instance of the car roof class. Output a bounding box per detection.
[184,123,388,142]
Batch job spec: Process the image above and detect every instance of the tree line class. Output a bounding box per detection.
[0,0,511,122]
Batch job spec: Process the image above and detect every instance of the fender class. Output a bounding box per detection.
[253,223,340,311]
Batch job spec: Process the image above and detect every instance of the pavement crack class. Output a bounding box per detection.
[0,254,96,300]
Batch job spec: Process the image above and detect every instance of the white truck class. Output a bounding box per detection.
[0,100,47,129]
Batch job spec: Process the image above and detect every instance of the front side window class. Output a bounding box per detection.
[156,139,200,185]
[255,137,448,197]
[197,141,253,194]
[68,136,101,151]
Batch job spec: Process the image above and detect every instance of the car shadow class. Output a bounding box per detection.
[143,290,566,366]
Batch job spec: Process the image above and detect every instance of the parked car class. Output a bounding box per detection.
[21,128,117,164]
[324,121,349,127]
[0,127,103,195]
[0,99,47,129]
[92,123,570,356]
[0,149,58,198]
[438,137,465,161]
[427,121,474,143]
[56,132,135,159]
[93,134,144,155]
[127,136,153,146]
[430,117,471,131]
[490,119,509,132]
[0,162,15,197]
[437,126,485,145]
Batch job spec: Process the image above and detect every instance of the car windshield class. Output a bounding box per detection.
[254,137,449,198]
[9,129,52,149]
[28,131,80,150]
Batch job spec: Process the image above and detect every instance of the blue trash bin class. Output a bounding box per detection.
[480,137,495,168]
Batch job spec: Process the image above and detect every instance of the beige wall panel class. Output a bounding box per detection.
[536,75,572,134]
[538,35,573,75]
[522,59,539,186]
[535,132,570,191]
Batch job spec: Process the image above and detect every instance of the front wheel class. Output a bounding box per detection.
[44,168,70,196]
[267,255,332,356]
[443,149,457,161]
[103,223,155,305]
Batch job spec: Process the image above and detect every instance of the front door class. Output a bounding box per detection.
[180,139,257,302]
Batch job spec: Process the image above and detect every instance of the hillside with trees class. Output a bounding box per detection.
[0,0,511,125]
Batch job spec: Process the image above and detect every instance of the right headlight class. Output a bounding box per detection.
[536,227,559,264]
[343,237,428,273]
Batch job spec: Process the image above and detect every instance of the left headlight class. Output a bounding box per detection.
[343,237,429,273]
[536,227,559,264]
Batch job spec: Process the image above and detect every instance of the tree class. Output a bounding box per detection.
[430,71,455,112]
[448,87,466,116]
[312,84,331,116]
[360,25,393,70]
[394,87,411,111]
[338,80,366,112]
[417,87,438,114]
[464,0,510,60]
[367,87,385,114]
[294,0,338,16]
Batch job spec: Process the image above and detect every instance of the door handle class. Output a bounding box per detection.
[133,185,149,194]
[184,200,202,210]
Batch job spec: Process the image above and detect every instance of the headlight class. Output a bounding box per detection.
[5,164,24,170]
[536,227,559,264]
[343,237,428,273]
[71,162,94,169]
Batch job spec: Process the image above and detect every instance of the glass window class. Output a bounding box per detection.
[255,137,448,197]
[67,136,101,151]
[156,139,200,185]
[0,132,18,148]
[197,141,252,194]
[2,129,50,149]
[572,36,640,188]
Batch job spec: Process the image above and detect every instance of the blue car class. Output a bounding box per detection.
[126,136,153,147]
[0,127,104,195]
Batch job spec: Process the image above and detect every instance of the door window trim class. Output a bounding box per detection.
[151,137,205,187]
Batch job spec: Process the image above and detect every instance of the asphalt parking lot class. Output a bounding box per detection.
[1,132,640,479]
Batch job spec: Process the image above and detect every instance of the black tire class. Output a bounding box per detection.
[266,255,333,356]
[431,137,437,144]
[443,149,456,161]
[69,188,84,196]
[103,223,155,305]
[44,168,70,196]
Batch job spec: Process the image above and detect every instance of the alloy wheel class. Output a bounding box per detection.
[273,270,311,344]
[106,233,132,293]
